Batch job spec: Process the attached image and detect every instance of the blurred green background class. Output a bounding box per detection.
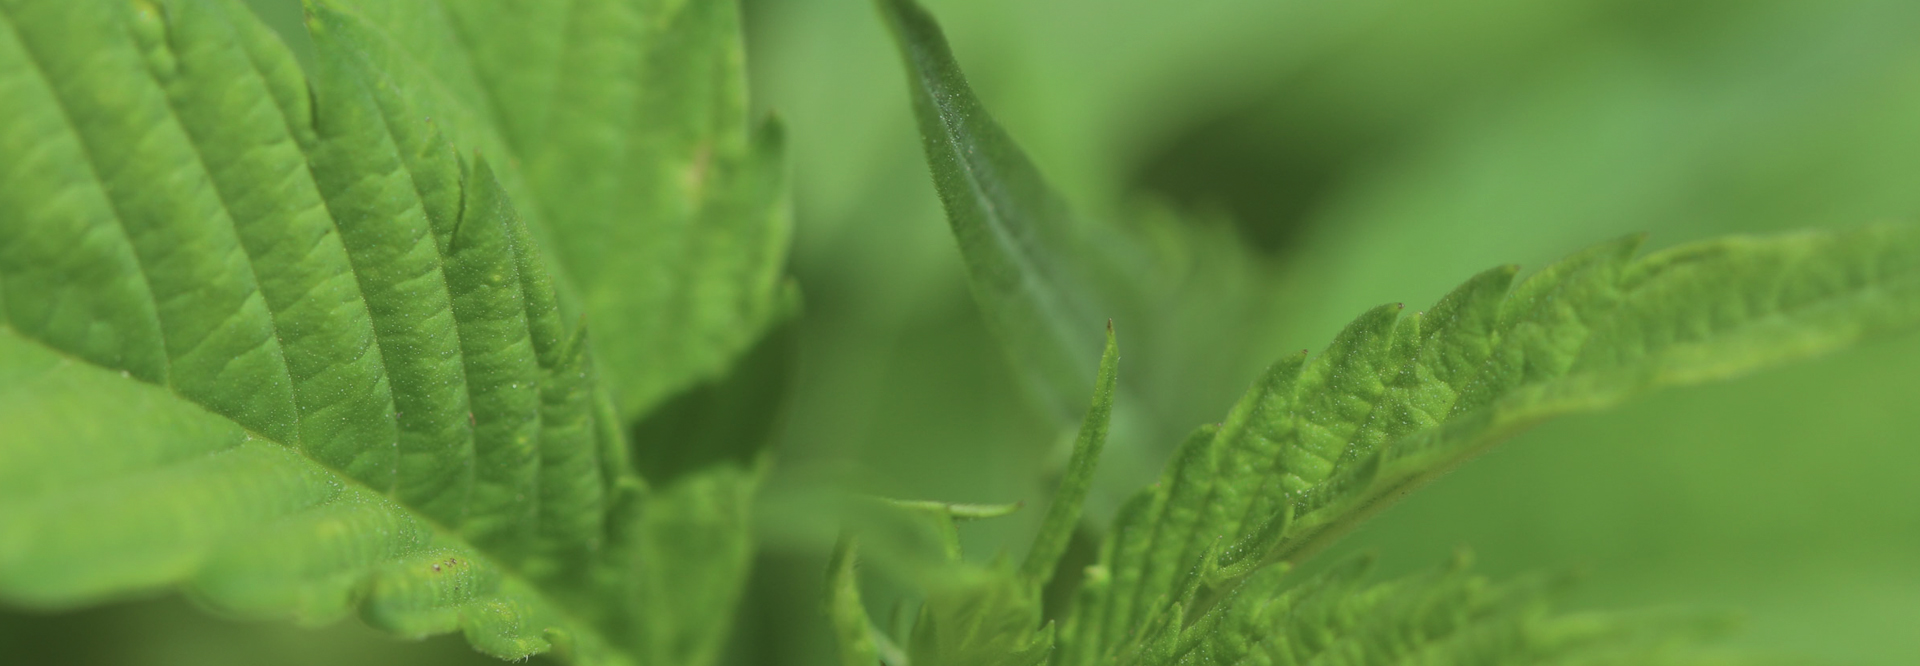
[6,0,1919,663]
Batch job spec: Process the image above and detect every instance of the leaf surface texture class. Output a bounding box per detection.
[871,1,1920,663]
[876,0,1117,423]
[0,1,780,663]
[1060,227,1920,664]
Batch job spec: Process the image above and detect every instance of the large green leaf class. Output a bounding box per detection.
[262,0,792,425]
[0,1,770,663]
[426,0,794,423]
[1020,322,1118,589]
[1060,225,1920,664]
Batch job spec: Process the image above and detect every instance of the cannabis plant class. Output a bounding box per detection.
[1,0,1917,665]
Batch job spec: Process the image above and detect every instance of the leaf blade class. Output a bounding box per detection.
[421,0,796,422]
[1065,224,1920,662]
[827,539,882,666]
[0,328,628,663]
[0,1,693,662]
[1021,322,1119,587]
[875,0,1110,423]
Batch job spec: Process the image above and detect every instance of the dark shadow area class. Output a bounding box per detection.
[719,550,835,666]
[1038,523,1100,624]
[0,597,494,666]
[1128,87,1399,256]
[630,315,800,485]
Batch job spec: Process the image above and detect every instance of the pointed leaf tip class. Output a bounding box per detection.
[876,0,1114,424]
[1021,324,1120,588]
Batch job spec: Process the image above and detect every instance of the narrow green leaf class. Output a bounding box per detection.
[1021,322,1119,588]
[875,0,1110,423]
[1061,224,1920,663]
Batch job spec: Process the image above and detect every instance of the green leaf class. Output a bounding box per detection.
[908,563,1055,666]
[1021,322,1119,588]
[1060,224,1920,663]
[871,0,1282,530]
[0,1,776,664]
[875,0,1115,423]
[425,0,796,423]
[283,0,792,425]
[0,329,601,661]
[827,538,883,666]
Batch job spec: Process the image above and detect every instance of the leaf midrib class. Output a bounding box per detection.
[891,2,1102,411]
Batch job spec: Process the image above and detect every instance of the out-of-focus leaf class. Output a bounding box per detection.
[874,0,1117,424]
